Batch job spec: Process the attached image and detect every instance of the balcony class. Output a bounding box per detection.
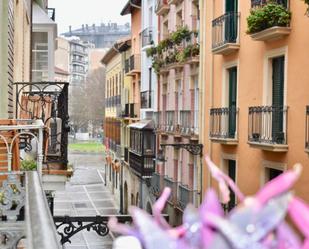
[150,172,163,197]
[248,106,288,152]
[141,91,152,109]
[153,111,162,130]
[178,184,194,210]
[212,12,240,55]
[248,1,291,41]
[305,106,309,153]
[0,171,62,249]
[155,0,170,15]
[141,27,153,48]
[164,176,178,204]
[179,110,193,137]
[209,107,239,145]
[129,152,155,178]
[125,54,141,76]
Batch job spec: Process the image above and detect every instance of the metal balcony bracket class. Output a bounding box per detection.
[54,215,133,245]
[160,143,203,156]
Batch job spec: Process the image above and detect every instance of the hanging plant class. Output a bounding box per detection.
[146,47,157,57]
[191,43,200,57]
[247,3,291,34]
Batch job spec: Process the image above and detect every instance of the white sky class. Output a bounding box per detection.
[48,0,131,34]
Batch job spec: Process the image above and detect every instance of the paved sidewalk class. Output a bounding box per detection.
[54,153,117,249]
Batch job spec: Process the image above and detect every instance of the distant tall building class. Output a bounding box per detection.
[62,22,131,48]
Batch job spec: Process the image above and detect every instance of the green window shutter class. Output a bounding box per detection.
[228,67,237,138]
[225,0,237,12]
[228,160,236,211]
[272,56,285,143]
[225,0,238,43]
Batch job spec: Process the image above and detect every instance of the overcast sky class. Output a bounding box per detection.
[49,0,131,34]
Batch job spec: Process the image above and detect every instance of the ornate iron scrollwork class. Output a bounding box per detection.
[160,143,203,156]
[0,230,24,249]
[54,215,133,245]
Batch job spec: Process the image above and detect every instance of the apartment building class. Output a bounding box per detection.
[32,0,57,82]
[152,0,201,225]
[102,42,123,206]
[201,0,309,209]
[0,0,32,118]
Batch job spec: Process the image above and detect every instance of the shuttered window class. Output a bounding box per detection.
[7,0,14,118]
[228,67,237,138]
[272,56,285,143]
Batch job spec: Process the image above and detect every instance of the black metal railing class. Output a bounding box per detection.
[178,184,194,210]
[129,54,141,72]
[141,91,152,109]
[210,107,239,140]
[47,8,56,21]
[124,147,129,163]
[129,152,155,178]
[141,27,153,47]
[164,176,178,203]
[305,106,309,150]
[248,106,288,145]
[15,82,69,168]
[212,12,239,50]
[251,0,288,8]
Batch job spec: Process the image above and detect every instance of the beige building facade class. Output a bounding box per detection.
[201,0,309,208]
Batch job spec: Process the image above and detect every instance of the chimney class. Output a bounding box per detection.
[92,24,96,31]
[82,24,85,31]
[69,25,72,34]
[86,24,89,31]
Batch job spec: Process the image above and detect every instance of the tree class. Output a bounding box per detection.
[69,67,106,136]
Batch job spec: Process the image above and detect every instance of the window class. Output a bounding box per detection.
[228,67,237,138]
[32,32,49,82]
[222,158,236,211]
[265,167,283,182]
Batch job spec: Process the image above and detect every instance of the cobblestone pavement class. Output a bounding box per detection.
[54,152,118,249]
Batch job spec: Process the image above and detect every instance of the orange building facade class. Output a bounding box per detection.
[201,0,309,209]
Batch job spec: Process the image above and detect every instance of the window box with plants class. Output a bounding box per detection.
[247,2,291,41]
[146,27,199,73]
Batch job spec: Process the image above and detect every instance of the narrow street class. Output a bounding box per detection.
[54,152,117,249]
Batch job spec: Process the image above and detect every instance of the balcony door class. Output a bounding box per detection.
[272,56,285,143]
[228,67,237,138]
[225,0,238,43]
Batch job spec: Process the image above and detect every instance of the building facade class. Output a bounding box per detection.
[102,43,123,207]
[201,0,309,209]
[151,0,201,225]
[0,0,32,118]
[55,37,70,81]
[32,1,57,82]
[63,23,131,49]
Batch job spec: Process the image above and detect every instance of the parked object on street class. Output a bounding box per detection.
[109,156,309,249]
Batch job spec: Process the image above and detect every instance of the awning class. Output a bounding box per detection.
[127,120,154,130]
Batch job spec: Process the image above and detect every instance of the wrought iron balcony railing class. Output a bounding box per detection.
[210,107,239,141]
[141,91,152,109]
[129,54,141,72]
[248,106,288,145]
[251,0,288,8]
[141,27,153,47]
[179,110,192,135]
[153,111,162,130]
[212,12,240,51]
[305,106,309,151]
[130,103,138,118]
[0,171,62,249]
[178,184,194,210]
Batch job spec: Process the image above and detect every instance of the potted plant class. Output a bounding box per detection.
[21,159,37,171]
[247,2,291,40]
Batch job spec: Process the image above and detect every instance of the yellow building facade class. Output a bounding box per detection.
[201,0,309,208]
